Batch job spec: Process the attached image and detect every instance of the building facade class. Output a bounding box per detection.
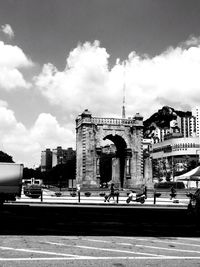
[151,136,200,176]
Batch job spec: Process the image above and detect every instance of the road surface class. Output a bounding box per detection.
[1,235,200,266]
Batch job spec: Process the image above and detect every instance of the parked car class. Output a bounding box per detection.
[23,184,42,198]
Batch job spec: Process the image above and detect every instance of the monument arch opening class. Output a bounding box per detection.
[99,139,115,187]
[100,134,127,188]
[76,109,144,189]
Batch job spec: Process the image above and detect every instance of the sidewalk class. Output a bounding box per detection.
[18,189,189,207]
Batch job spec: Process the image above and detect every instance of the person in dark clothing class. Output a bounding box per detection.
[187,189,200,220]
[170,186,176,200]
[194,189,200,217]
[143,185,147,199]
[105,183,115,202]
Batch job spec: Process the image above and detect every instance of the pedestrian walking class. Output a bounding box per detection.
[104,183,115,202]
[76,184,81,202]
[170,186,176,200]
[143,185,147,199]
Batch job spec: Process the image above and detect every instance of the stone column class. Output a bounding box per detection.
[124,148,132,188]
[111,157,120,188]
[144,157,154,188]
[95,147,101,180]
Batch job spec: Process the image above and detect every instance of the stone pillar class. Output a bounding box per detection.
[76,109,99,188]
[111,157,120,188]
[144,157,154,188]
[124,148,132,188]
[95,147,101,179]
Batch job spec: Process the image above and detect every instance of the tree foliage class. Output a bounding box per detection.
[23,167,42,179]
[143,106,192,138]
[43,156,76,186]
[0,150,14,163]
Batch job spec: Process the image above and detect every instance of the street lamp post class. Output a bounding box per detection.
[59,175,62,192]
[171,156,174,182]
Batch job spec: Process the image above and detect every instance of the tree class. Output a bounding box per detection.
[152,159,160,179]
[43,156,76,186]
[152,158,170,181]
[23,167,42,180]
[0,151,14,163]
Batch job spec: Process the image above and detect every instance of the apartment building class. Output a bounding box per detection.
[41,148,52,172]
[192,107,200,137]
[41,146,76,171]
[52,146,76,167]
[176,115,196,138]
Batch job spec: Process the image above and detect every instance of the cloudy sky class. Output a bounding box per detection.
[0,0,200,167]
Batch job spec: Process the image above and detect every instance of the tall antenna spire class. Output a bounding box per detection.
[122,61,126,119]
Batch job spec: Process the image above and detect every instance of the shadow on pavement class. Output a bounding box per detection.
[0,204,199,237]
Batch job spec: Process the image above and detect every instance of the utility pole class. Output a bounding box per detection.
[122,61,126,119]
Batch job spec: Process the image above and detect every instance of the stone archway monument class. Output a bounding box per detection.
[76,109,144,189]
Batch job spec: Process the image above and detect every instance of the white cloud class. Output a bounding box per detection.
[183,36,200,47]
[35,37,200,119]
[34,40,111,114]
[30,113,75,149]
[1,24,14,39]
[0,99,8,108]
[0,104,74,167]
[0,41,33,90]
[2,36,200,167]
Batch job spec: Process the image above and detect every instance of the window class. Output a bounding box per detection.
[96,158,100,175]
[126,158,131,176]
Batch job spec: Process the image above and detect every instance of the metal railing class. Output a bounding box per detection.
[14,189,190,206]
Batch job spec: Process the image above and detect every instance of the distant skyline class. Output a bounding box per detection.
[0,0,200,167]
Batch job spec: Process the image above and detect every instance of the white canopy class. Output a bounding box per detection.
[176,166,200,181]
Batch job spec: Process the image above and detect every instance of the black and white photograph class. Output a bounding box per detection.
[0,0,200,266]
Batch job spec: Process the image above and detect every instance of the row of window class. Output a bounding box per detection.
[152,143,200,153]
[173,143,200,149]
[173,148,188,151]
[152,145,172,153]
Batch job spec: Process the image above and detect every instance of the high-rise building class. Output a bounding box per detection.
[41,148,52,172]
[41,147,76,171]
[52,146,75,167]
[176,115,196,138]
[192,107,200,137]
